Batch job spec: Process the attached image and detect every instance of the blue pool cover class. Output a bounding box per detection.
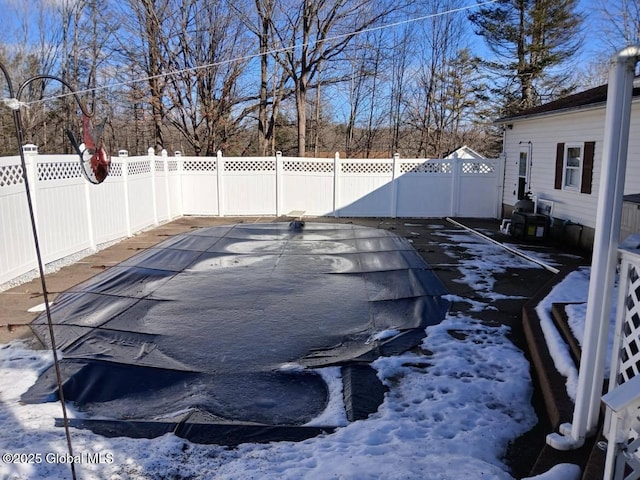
[25,222,449,444]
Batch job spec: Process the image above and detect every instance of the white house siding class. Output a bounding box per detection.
[502,99,640,231]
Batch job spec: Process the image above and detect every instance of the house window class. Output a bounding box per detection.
[563,145,582,189]
[554,141,595,194]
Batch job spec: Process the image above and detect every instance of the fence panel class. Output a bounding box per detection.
[89,159,128,246]
[125,157,155,233]
[33,155,92,263]
[180,157,219,215]
[456,159,501,218]
[279,157,335,216]
[395,160,454,217]
[0,156,34,284]
[222,157,277,215]
[336,159,394,217]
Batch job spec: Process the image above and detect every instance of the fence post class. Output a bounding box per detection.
[175,151,184,217]
[450,158,461,217]
[216,150,224,216]
[496,154,506,218]
[333,152,340,217]
[163,149,171,220]
[275,151,283,216]
[151,150,160,226]
[122,152,132,236]
[391,153,400,218]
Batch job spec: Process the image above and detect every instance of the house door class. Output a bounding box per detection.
[517,144,531,199]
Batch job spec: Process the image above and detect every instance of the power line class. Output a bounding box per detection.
[23,0,497,107]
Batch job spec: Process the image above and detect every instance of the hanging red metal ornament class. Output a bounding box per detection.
[80,114,110,184]
[67,114,111,184]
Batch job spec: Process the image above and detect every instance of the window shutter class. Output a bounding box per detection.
[554,143,564,190]
[581,141,595,194]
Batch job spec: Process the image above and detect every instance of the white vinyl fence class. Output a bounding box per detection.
[0,148,503,285]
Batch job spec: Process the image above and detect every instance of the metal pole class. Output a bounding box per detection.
[547,45,640,451]
[0,65,95,480]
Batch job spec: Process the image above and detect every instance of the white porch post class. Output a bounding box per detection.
[547,45,640,451]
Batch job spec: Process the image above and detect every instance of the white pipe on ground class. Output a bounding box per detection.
[547,45,640,451]
[445,217,559,273]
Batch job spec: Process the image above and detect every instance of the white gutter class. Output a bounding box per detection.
[547,45,640,451]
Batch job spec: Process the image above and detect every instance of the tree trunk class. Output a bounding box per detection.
[142,0,165,152]
[295,74,307,157]
[257,1,270,156]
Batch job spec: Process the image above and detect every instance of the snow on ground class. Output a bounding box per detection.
[0,226,574,480]
[534,267,617,400]
[433,231,539,301]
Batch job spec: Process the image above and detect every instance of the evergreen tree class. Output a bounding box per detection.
[469,0,583,115]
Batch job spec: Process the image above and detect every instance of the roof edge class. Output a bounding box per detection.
[495,79,640,124]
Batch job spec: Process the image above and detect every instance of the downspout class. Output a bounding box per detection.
[547,45,640,450]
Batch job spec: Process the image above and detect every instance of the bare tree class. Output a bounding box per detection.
[232,0,290,155]
[273,0,407,157]
[157,0,250,156]
[405,0,469,157]
[388,26,411,156]
[0,0,69,152]
[596,0,640,51]
[119,0,169,152]
[343,28,389,158]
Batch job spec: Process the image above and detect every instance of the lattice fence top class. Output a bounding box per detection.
[224,160,276,172]
[462,161,495,174]
[620,264,640,385]
[154,160,165,172]
[37,162,83,181]
[168,160,179,172]
[128,160,152,176]
[400,161,452,174]
[109,162,123,177]
[341,161,392,174]
[0,164,24,187]
[283,160,333,173]
[183,160,217,172]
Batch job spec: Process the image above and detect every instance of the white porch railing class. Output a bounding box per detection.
[0,149,503,286]
[603,246,640,479]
